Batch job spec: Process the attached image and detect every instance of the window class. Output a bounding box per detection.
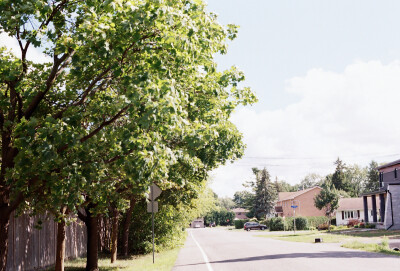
[344,211,354,219]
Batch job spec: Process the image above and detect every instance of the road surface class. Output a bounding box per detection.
[173,228,400,271]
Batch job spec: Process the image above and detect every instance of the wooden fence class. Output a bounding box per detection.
[6,213,87,271]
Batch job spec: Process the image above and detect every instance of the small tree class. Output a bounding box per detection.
[253,168,277,219]
[314,186,339,232]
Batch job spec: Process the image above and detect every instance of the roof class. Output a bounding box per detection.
[337,198,376,211]
[376,159,400,170]
[277,186,322,202]
[232,208,249,213]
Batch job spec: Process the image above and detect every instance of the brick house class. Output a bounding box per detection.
[362,159,400,230]
[232,208,249,220]
[275,186,325,217]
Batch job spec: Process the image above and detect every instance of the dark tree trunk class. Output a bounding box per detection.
[0,211,10,271]
[121,198,136,257]
[110,207,119,263]
[55,207,67,271]
[80,204,99,271]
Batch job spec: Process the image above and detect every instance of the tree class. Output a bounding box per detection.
[365,160,380,193]
[344,164,367,197]
[252,168,277,219]
[331,158,351,193]
[233,190,254,208]
[0,0,257,270]
[218,197,236,210]
[273,178,297,192]
[314,186,339,232]
[299,173,323,190]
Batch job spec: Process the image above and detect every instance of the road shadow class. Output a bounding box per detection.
[174,250,399,268]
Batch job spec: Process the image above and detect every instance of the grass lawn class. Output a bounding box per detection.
[60,248,180,271]
[256,229,400,256]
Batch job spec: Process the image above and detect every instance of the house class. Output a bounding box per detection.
[275,186,325,217]
[362,159,400,230]
[336,198,378,226]
[232,208,249,220]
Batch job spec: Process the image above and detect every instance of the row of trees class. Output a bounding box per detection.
[231,158,380,220]
[0,1,256,270]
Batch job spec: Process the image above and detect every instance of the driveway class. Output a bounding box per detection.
[173,228,400,271]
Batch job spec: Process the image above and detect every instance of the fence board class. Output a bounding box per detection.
[6,213,87,271]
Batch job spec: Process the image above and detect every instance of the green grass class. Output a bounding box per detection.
[60,248,180,271]
[342,238,400,256]
[256,229,400,257]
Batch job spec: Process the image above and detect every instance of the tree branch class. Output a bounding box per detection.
[24,48,75,119]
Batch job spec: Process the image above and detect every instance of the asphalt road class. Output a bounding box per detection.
[172,228,400,271]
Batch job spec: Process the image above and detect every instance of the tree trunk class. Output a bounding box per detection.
[0,212,10,271]
[55,207,67,271]
[121,198,136,257]
[110,207,119,263]
[84,205,99,271]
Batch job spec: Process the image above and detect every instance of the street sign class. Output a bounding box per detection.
[291,205,298,208]
[150,184,162,201]
[147,201,158,213]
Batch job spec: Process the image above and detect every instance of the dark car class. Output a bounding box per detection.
[244,222,267,231]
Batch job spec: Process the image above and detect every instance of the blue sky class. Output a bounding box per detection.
[206,1,400,197]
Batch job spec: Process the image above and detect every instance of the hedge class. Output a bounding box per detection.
[234,219,249,229]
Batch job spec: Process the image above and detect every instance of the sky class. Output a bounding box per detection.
[1,1,400,198]
[206,0,400,197]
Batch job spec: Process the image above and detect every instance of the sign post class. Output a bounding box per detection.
[148,183,162,264]
[291,205,298,234]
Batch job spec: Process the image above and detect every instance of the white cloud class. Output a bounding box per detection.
[211,60,400,197]
[0,32,51,63]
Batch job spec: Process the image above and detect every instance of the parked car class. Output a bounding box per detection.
[244,222,267,231]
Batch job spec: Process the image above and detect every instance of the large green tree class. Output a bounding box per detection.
[252,168,277,219]
[0,0,256,270]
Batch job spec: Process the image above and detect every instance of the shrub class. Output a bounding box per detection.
[347,219,360,228]
[307,216,329,228]
[294,217,308,230]
[234,219,249,229]
[249,217,258,222]
[359,222,365,228]
[269,217,285,231]
[318,223,330,230]
[366,223,376,229]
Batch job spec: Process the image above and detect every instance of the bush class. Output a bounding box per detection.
[307,216,329,228]
[249,217,258,222]
[294,217,308,230]
[359,222,365,228]
[234,219,249,229]
[366,223,376,229]
[318,223,330,230]
[347,219,360,228]
[269,217,285,231]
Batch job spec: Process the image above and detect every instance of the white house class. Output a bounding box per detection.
[336,198,377,226]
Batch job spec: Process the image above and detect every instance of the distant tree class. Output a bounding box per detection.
[331,158,351,192]
[314,186,339,232]
[365,160,380,192]
[299,173,323,190]
[233,191,254,209]
[253,168,277,219]
[345,164,367,197]
[274,178,297,192]
[218,197,236,210]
